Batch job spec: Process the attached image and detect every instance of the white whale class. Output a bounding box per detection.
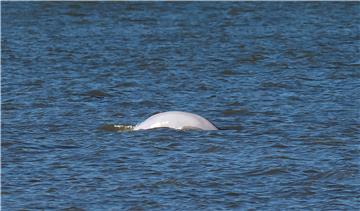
[133,111,218,131]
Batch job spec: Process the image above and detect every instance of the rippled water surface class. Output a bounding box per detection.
[2,2,360,210]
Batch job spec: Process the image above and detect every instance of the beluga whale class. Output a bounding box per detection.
[133,111,218,131]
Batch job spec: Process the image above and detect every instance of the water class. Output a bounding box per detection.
[2,2,360,210]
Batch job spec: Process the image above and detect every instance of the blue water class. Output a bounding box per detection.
[2,2,360,210]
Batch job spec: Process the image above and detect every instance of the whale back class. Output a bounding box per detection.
[134,111,218,131]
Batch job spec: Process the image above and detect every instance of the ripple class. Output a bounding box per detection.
[200,145,225,153]
[225,191,241,196]
[2,102,24,111]
[64,11,87,17]
[98,124,134,132]
[83,90,111,98]
[259,81,290,89]
[244,167,290,177]
[221,69,237,76]
[270,143,289,149]
[62,207,85,211]
[222,108,254,116]
[1,140,17,148]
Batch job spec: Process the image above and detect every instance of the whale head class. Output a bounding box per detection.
[133,111,218,131]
